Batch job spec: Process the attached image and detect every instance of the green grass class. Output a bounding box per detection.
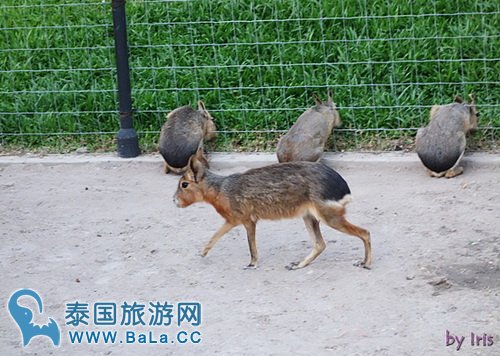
[0,0,499,152]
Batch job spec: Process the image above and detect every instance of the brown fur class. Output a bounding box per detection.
[277,90,341,163]
[174,150,371,270]
[159,100,217,174]
[416,94,479,178]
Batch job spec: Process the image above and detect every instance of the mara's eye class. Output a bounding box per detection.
[181,182,189,189]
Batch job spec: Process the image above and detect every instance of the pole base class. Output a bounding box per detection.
[117,128,140,158]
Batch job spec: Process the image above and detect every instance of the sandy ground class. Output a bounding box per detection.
[0,152,499,356]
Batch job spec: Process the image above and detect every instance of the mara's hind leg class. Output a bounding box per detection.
[445,148,465,178]
[321,212,372,269]
[428,169,445,178]
[286,214,326,270]
[444,165,464,178]
[445,133,466,178]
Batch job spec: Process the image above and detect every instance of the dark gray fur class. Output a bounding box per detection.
[159,101,216,173]
[205,162,350,219]
[416,95,478,176]
[159,106,204,168]
[277,90,341,163]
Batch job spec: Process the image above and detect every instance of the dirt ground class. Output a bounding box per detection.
[0,152,499,356]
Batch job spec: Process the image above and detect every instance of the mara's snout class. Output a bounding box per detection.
[173,192,188,208]
[172,195,181,208]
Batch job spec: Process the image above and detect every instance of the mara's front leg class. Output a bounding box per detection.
[201,222,235,257]
[243,221,258,269]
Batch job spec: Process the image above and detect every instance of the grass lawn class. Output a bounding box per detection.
[0,0,498,152]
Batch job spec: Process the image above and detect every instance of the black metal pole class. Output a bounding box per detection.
[112,0,140,158]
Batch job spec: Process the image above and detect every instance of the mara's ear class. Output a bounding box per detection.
[468,93,476,105]
[197,100,207,112]
[311,92,322,106]
[187,148,206,183]
[196,146,210,166]
[467,93,479,121]
[454,95,463,103]
[198,100,214,121]
[327,89,336,108]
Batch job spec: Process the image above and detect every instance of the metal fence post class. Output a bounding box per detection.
[111,0,140,158]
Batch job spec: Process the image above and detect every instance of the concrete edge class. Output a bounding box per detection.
[0,152,499,169]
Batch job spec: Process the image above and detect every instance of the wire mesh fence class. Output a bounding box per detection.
[1,0,499,152]
[0,0,117,150]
